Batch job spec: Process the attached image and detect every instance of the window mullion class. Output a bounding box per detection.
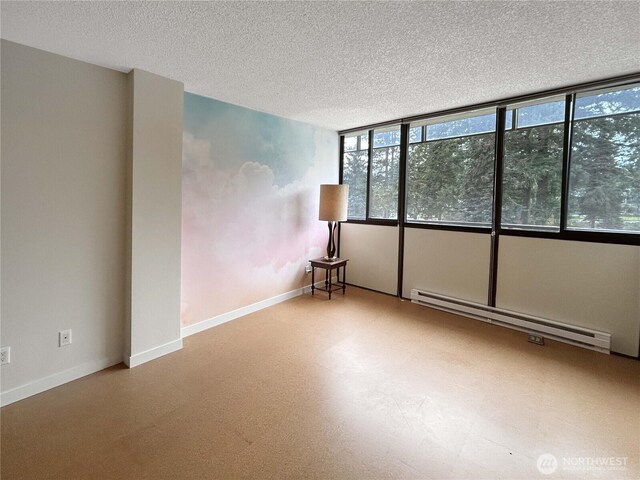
[559,93,575,233]
[365,129,373,220]
[488,107,506,307]
[339,135,344,185]
[397,124,409,297]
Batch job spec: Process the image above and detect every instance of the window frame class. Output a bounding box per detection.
[339,74,640,245]
[500,96,567,232]
[565,86,640,235]
[340,131,369,220]
[405,113,497,228]
[340,127,401,226]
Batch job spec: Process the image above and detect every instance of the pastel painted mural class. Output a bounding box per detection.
[181,92,338,327]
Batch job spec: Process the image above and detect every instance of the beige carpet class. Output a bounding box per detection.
[2,287,638,479]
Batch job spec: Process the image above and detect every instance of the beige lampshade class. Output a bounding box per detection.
[319,184,349,221]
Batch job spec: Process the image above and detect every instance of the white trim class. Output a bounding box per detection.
[0,278,341,406]
[124,337,183,368]
[0,355,122,407]
[182,278,338,338]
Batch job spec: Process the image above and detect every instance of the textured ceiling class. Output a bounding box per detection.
[1,1,639,131]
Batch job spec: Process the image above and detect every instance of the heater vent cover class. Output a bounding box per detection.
[410,288,611,353]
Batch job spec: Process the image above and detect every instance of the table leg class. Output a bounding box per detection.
[328,267,332,300]
[311,266,315,295]
[343,264,347,294]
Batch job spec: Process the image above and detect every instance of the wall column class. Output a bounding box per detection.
[125,69,184,367]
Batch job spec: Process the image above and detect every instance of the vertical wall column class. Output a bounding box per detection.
[125,69,184,367]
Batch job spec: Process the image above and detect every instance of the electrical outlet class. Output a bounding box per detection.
[305,264,312,274]
[527,333,544,346]
[59,329,72,347]
[0,347,10,365]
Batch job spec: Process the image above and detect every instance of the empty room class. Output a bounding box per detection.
[1,1,639,479]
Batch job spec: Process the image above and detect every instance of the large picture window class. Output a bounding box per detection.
[406,111,496,226]
[568,85,640,232]
[339,76,639,244]
[501,97,565,231]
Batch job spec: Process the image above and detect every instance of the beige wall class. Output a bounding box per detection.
[340,223,398,295]
[345,222,639,356]
[496,236,640,356]
[1,41,128,395]
[402,228,491,302]
[1,42,186,403]
[127,69,183,362]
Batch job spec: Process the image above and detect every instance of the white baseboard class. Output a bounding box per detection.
[0,355,122,407]
[182,277,338,338]
[0,278,341,406]
[124,337,183,368]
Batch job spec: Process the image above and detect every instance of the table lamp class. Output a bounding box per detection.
[319,184,349,261]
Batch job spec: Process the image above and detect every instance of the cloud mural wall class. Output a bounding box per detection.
[181,92,338,326]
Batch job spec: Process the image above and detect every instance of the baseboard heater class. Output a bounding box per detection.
[410,288,611,354]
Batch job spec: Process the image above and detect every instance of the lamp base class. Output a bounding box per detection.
[325,221,338,260]
[323,255,339,262]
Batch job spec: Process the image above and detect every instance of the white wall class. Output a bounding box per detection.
[127,69,184,365]
[1,43,186,404]
[340,223,398,295]
[1,41,128,397]
[496,236,640,357]
[402,228,491,302]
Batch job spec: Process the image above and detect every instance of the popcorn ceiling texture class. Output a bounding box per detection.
[1,1,639,131]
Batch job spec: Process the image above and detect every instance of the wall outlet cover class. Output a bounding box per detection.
[527,333,545,346]
[59,329,72,347]
[0,346,10,365]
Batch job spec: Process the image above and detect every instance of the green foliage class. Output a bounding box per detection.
[503,124,563,227]
[343,89,640,232]
[569,113,640,231]
[343,150,368,219]
[407,133,494,224]
[370,146,399,219]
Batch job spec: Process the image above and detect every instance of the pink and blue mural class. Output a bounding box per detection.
[181,92,338,326]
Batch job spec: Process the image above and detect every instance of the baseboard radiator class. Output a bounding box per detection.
[410,288,611,353]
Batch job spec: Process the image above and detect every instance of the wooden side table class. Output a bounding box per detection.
[309,257,349,299]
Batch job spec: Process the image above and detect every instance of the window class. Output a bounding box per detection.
[501,97,565,231]
[425,112,496,141]
[406,110,496,225]
[342,133,368,219]
[409,126,422,144]
[341,128,400,221]
[568,84,640,232]
[370,127,400,219]
[340,77,639,243]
